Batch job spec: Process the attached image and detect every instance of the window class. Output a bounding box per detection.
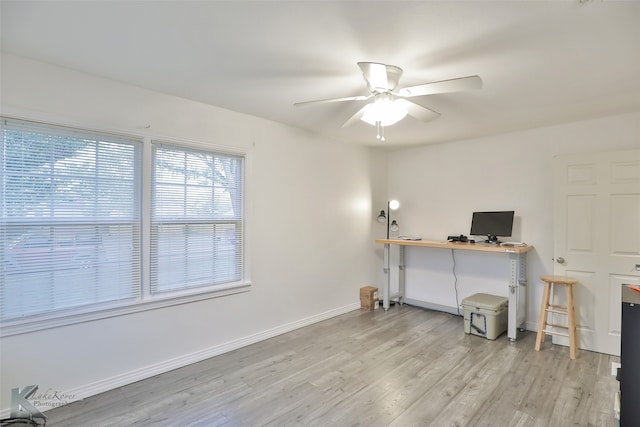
[1,118,246,331]
[151,143,244,294]
[1,119,141,321]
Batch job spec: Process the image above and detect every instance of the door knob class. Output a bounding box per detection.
[556,257,565,264]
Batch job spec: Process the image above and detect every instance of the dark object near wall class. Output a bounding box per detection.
[620,285,640,426]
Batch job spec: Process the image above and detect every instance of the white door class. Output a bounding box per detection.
[554,149,640,356]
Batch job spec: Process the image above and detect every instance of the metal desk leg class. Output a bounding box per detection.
[508,252,527,341]
[383,244,406,311]
[398,245,405,306]
[383,243,390,311]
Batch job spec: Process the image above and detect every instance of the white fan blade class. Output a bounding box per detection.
[341,104,369,128]
[358,62,390,92]
[397,75,482,98]
[400,100,441,123]
[294,94,371,107]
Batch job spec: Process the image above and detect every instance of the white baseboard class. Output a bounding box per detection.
[1,302,360,418]
[403,298,463,316]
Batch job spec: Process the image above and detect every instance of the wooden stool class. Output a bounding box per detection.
[535,275,579,359]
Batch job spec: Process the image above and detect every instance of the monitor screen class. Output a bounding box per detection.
[470,211,514,240]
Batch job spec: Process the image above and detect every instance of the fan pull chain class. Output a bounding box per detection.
[376,121,385,141]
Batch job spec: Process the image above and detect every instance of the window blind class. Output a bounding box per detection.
[1,119,142,320]
[150,143,244,294]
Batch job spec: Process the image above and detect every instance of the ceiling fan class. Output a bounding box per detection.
[294,62,482,141]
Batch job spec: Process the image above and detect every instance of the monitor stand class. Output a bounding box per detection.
[485,234,500,244]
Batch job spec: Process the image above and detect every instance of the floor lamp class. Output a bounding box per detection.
[377,200,399,239]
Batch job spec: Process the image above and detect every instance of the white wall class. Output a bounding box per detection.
[383,111,640,327]
[0,54,386,413]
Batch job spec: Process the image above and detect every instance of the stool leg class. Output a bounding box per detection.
[535,282,552,351]
[566,284,577,359]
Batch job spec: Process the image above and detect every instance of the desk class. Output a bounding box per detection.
[376,239,533,341]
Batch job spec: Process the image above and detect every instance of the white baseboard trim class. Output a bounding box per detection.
[1,302,360,418]
[403,298,463,316]
[72,302,361,401]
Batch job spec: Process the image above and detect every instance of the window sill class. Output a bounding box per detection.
[0,281,252,338]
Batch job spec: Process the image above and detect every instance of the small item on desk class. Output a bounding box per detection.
[447,234,469,243]
[396,235,422,241]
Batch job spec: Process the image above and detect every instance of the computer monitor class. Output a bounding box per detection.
[470,211,514,244]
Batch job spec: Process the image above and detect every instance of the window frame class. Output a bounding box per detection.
[149,141,245,295]
[0,117,250,338]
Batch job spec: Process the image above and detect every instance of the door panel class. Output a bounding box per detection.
[554,149,640,356]
[566,195,596,252]
[611,195,640,255]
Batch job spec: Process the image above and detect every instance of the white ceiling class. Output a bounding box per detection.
[2,1,640,149]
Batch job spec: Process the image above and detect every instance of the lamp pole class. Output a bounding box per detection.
[386,200,391,239]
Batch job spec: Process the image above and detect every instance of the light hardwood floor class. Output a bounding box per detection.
[46,305,620,426]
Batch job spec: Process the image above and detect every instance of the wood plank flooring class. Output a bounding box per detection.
[45,305,620,426]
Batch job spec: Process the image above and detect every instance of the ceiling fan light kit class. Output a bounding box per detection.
[295,62,482,142]
[360,95,407,126]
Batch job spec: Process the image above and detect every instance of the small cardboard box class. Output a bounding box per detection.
[360,286,378,300]
[360,286,379,311]
[462,293,508,340]
[360,297,379,311]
